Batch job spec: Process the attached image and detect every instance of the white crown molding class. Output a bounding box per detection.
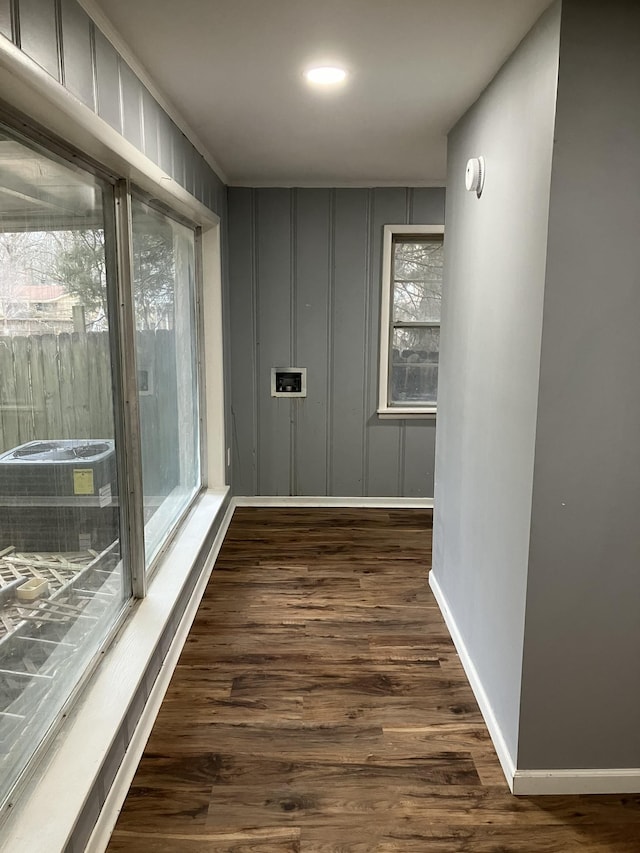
[76,0,228,184]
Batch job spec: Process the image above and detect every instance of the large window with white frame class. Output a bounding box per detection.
[378,224,444,415]
[0,120,205,816]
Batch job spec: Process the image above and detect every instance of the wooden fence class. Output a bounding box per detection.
[0,331,178,496]
[0,332,114,453]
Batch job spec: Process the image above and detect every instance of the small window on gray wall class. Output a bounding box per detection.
[378,224,444,415]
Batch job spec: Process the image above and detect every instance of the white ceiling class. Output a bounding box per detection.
[91,0,553,187]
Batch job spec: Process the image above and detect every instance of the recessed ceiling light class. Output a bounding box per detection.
[304,66,347,85]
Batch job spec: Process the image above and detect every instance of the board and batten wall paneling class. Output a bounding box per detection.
[331,189,369,495]
[60,0,94,110]
[227,188,257,495]
[119,60,143,150]
[227,186,445,498]
[141,85,160,166]
[256,189,293,496]
[94,27,122,133]
[1,0,225,217]
[295,189,332,496]
[18,0,60,81]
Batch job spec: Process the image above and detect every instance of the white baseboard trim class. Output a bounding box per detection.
[234,495,434,509]
[85,498,236,853]
[513,769,640,796]
[428,570,516,791]
[429,572,640,796]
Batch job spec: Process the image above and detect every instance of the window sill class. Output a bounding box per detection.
[1,486,230,853]
[377,407,437,420]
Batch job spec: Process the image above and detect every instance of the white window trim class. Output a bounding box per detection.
[377,223,444,417]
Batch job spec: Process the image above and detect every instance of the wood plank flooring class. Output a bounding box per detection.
[107,509,640,852]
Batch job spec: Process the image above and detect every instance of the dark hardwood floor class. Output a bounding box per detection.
[106,508,640,852]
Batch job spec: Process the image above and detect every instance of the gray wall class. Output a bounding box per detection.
[518,0,640,770]
[432,3,560,764]
[0,0,225,216]
[227,186,445,497]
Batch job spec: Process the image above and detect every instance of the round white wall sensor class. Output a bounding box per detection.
[465,156,485,196]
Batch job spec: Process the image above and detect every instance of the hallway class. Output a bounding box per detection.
[106,509,640,851]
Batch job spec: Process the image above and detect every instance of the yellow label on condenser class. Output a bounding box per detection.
[73,468,94,495]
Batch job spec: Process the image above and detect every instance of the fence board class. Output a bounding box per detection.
[0,331,153,455]
[41,335,63,438]
[96,332,114,438]
[12,337,33,445]
[71,334,91,439]
[0,339,19,452]
[29,336,47,442]
[58,333,77,439]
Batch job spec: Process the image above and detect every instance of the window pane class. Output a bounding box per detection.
[390,327,439,406]
[131,200,200,567]
[0,131,126,807]
[392,238,443,323]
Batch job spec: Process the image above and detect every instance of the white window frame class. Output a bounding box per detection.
[378,224,444,418]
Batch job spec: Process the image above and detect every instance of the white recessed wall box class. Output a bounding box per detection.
[465,156,485,197]
[271,367,307,397]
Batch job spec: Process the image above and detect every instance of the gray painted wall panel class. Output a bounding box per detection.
[365,188,408,497]
[60,0,93,109]
[157,110,173,175]
[171,124,186,187]
[19,0,59,80]
[330,189,370,496]
[119,60,142,149]
[184,147,195,197]
[228,186,443,497]
[411,187,446,224]
[212,172,226,222]
[94,29,121,133]
[256,189,292,495]
[404,421,435,497]
[202,171,213,211]
[227,188,257,494]
[194,155,207,206]
[0,2,10,39]
[432,3,560,766]
[220,197,233,495]
[519,0,640,770]
[294,189,331,495]
[141,87,159,165]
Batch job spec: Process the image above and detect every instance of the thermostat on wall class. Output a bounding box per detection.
[271,367,307,397]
